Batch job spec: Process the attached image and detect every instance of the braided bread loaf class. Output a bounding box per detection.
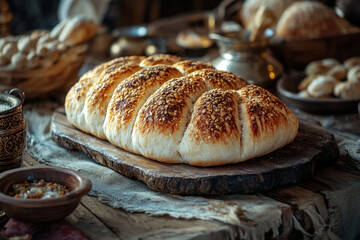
[65,54,298,166]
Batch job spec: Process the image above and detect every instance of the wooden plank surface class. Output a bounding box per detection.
[22,136,360,239]
[20,153,262,240]
[51,107,339,195]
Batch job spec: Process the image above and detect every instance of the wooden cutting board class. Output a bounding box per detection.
[51,108,339,195]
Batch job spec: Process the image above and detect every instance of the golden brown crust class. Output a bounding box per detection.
[187,89,240,143]
[108,55,146,65]
[87,63,142,109]
[188,69,248,90]
[108,65,182,126]
[65,77,92,126]
[78,56,145,84]
[238,85,289,136]
[172,60,214,75]
[136,76,206,134]
[66,55,298,167]
[104,56,145,73]
[65,72,95,132]
[69,76,92,102]
[140,54,183,67]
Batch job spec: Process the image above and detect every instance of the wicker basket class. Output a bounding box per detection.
[0,44,87,100]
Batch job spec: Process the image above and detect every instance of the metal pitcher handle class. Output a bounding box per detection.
[9,88,25,106]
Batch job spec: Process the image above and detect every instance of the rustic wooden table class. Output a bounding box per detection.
[22,145,360,239]
[7,55,359,239]
[22,152,244,240]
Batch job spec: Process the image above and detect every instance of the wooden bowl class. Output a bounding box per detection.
[0,166,91,222]
[277,73,360,114]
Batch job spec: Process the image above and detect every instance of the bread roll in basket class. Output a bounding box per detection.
[65,54,298,166]
[0,17,98,100]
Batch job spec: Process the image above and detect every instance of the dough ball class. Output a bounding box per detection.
[17,36,36,53]
[343,56,360,70]
[36,44,50,57]
[305,58,340,76]
[298,74,319,91]
[326,64,347,81]
[298,90,312,98]
[347,66,360,83]
[2,42,18,58]
[10,52,27,69]
[334,81,360,99]
[307,75,338,98]
[26,50,40,69]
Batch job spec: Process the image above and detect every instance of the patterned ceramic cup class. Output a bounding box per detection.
[0,89,26,172]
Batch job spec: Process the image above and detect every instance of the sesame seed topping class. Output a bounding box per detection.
[188,89,240,142]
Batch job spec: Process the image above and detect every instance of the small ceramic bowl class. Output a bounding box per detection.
[277,73,360,114]
[0,166,91,222]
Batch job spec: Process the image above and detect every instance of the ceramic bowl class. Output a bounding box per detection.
[277,73,360,114]
[0,166,91,222]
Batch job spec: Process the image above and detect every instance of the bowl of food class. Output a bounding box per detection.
[277,72,360,114]
[277,56,360,114]
[0,166,91,222]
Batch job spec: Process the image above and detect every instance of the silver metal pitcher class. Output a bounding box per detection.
[210,30,283,86]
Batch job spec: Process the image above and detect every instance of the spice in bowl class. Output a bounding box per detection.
[8,179,70,199]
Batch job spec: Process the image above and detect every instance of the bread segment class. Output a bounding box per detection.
[179,89,242,166]
[188,69,248,90]
[65,56,145,131]
[83,63,142,139]
[65,75,94,132]
[140,54,182,67]
[237,85,298,161]
[103,65,182,152]
[132,76,208,162]
[173,60,214,75]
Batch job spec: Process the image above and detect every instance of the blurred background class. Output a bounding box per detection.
[7,0,222,34]
[1,0,360,113]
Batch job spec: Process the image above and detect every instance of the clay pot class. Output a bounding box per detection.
[0,88,25,172]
